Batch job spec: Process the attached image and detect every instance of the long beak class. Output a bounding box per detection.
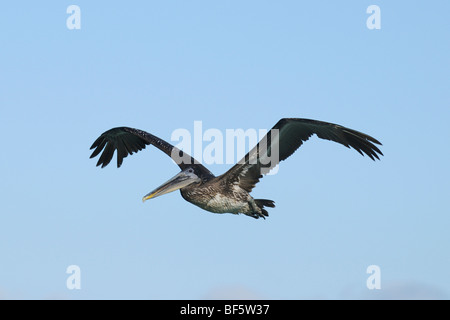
[142,171,199,202]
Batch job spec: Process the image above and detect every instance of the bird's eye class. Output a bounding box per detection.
[188,169,194,173]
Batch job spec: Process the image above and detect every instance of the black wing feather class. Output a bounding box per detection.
[221,118,383,193]
[89,138,106,159]
[89,127,212,175]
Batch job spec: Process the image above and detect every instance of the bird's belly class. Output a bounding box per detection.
[203,194,250,214]
[185,192,250,214]
[181,185,252,214]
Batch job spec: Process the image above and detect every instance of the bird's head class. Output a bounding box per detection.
[142,167,202,202]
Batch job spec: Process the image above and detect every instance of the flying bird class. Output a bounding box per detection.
[90,118,383,219]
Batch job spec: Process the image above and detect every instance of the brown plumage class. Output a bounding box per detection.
[90,118,383,219]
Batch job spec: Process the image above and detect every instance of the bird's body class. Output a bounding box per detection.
[181,181,247,214]
[90,118,383,219]
[180,177,274,218]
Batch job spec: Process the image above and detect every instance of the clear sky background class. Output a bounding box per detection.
[0,1,449,299]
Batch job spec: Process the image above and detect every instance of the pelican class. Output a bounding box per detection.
[90,118,382,219]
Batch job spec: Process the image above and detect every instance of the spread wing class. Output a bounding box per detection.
[220,118,383,193]
[89,127,212,174]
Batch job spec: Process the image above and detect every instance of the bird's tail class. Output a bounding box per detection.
[254,199,276,218]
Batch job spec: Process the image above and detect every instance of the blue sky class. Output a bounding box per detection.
[0,1,449,299]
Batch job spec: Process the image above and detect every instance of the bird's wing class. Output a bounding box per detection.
[89,127,211,173]
[219,118,383,193]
